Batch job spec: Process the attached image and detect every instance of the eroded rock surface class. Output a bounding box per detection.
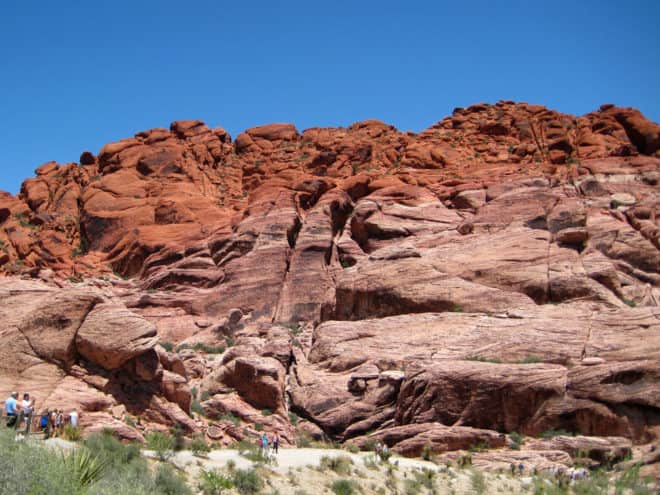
[0,102,658,474]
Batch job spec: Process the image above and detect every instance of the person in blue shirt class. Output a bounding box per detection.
[5,392,19,427]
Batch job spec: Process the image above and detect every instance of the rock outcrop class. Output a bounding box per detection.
[0,101,658,475]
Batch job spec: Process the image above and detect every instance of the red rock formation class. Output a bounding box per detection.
[0,102,658,473]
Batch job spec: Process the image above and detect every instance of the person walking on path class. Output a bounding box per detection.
[5,392,19,428]
[261,433,269,457]
[272,433,279,454]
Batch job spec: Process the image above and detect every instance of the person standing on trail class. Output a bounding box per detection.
[261,433,269,455]
[69,409,79,428]
[4,392,19,427]
[272,433,279,454]
[20,393,34,434]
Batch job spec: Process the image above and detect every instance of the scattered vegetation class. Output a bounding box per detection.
[145,431,174,461]
[0,427,189,494]
[198,468,233,494]
[261,408,273,416]
[450,304,464,312]
[288,411,299,426]
[465,355,502,364]
[63,425,83,441]
[470,469,486,495]
[219,412,240,426]
[509,431,525,450]
[331,479,360,495]
[232,467,264,495]
[176,342,225,354]
[319,455,353,476]
[191,400,206,417]
[287,322,302,335]
[190,435,211,457]
[519,355,543,364]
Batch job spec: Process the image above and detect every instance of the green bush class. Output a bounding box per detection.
[232,468,264,495]
[154,463,191,495]
[509,431,525,450]
[159,341,175,352]
[288,411,299,426]
[220,412,240,425]
[63,424,83,441]
[191,400,206,417]
[84,430,141,470]
[331,479,360,495]
[146,431,175,461]
[190,435,211,457]
[199,469,233,494]
[0,426,191,495]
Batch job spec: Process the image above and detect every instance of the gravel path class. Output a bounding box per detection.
[150,447,440,474]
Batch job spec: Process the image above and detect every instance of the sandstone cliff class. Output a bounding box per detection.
[0,101,658,474]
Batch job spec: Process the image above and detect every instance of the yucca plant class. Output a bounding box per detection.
[62,448,108,488]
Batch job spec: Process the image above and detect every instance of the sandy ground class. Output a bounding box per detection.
[149,447,532,494]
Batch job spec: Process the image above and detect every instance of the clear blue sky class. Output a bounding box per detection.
[1,1,658,193]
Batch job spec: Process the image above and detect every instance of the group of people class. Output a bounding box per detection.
[4,391,78,437]
[259,432,280,456]
[4,392,35,432]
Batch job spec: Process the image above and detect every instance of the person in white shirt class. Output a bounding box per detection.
[19,393,35,433]
[69,409,79,427]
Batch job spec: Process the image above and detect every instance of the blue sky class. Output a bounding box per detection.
[1,1,658,193]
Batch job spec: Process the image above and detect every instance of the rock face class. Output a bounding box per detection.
[0,102,658,473]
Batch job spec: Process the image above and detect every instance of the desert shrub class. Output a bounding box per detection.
[191,400,206,417]
[403,478,422,495]
[154,463,192,495]
[509,431,525,450]
[199,468,233,494]
[232,467,264,495]
[296,430,313,447]
[170,425,186,451]
[470,469,486,495]
[288,411,299,426]
[331,479,360,495]
[63,424,83,441]
[84,430,141,470]
[421,443,435,461]
[220,412,240,425]
[0,426,180,495]
[319,455,353,475]
[261,408,273,416]
[345,443,360,454]
[191,435,211,457]
[146,431,174,461]
[159,341,175,352]
[413,468,436,489]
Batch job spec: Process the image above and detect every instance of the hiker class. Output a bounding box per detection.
[261,433,269,456]
[40,410,50,438]
[4,392,19,427]
[69,409,79,428]
[49,409,58,436]
[56,409,64,435]
[19,393,34,434]
[272,433,279,454]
